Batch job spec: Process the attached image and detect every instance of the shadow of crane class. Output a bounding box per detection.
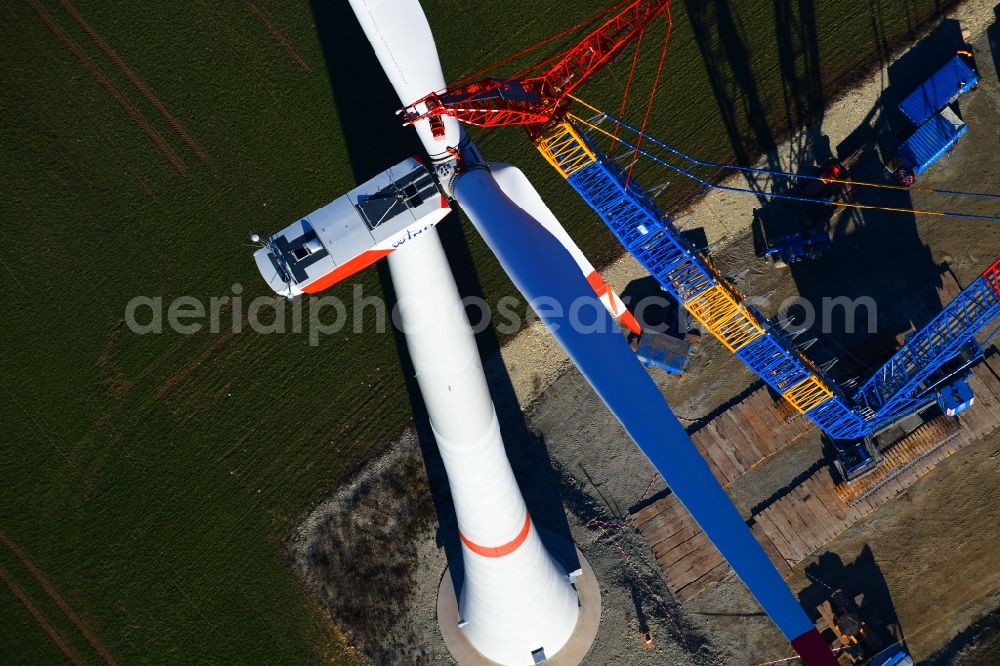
[775,20,964,387]
[991,6,1000,84]
[798,547,906,655]
[742,17,967,394]
[682,0,779,203]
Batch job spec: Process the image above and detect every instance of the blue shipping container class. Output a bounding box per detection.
[898,56,978,126]
[635,330,692,374]
[897,108,967,175]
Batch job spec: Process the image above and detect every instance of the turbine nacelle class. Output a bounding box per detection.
[252,158,449,297]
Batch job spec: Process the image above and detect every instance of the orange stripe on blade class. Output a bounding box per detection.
[620,310,641,335]
[587,270,641,334]
[585,270,608,294]
[459,513,531,558]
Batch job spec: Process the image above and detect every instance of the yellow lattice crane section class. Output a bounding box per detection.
[684,284,765,352]
[535,122,597,178]
[784,376,834,413]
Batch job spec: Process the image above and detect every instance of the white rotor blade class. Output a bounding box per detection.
[491,163,640,334]
[347,0,462,157]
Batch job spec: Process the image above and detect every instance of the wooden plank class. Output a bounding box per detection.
[967,372,1000,434]
[798,475,843,537]
[666,541,726,590]
[656,532,711,573]
[707,419,748,481]
[744,386,769,411]
[640,509,699,548]
[972,386,1000,432]
[689,429,714,458]
[734,405,782,458]
[716,411,760,470]
[719,409,764,464]
[794,484,839,545]
[778,490,822,554]
[773,493,820,558]
[801,481,841,541]
[644,518,697,552]
[752,523,792,579]
[851,491,877,517]
[882,476,911,502]
[647,514,701,550]
[637,504,693,542]
[752,513,794,564]
[804,472,851,534]
[690,430,727,483]
[751,390,785,435]
[976,357,1000,402]
[669,545,726,588]
[661,535,718,579]
[676,560,731,602]
[733,399,777,457]
[957,394,990,438]
[634,507,688,542]
[754,509,801,564]
[699,419,738,478]
[786,412,813,438]
[958,378,991,436]
[773,391,799,424]
[631,496,676,524]
[872,477,906,506]
[633,495,687,530]
[651,524,708,561]
[833,479,865,518]
[787,486,831,550]
[699,422,741,484]
[760,503,808,563]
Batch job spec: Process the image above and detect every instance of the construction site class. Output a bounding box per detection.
[3,0,1000,665]
[289,2,1000,665]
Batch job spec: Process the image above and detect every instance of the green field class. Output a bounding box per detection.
[1,0,956,662]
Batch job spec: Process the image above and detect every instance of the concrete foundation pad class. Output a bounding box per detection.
[437,542,601,665]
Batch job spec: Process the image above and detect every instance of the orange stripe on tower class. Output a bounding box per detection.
[302,249,392,294]
[459,513,531,558]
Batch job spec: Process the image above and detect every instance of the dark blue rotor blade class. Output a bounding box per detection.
[454,167,836,666]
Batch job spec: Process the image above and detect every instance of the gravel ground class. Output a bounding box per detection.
[291,5,1000,664]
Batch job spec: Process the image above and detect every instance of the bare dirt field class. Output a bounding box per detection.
[290,5,1000,665]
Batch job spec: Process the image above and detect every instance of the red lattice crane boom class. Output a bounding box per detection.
[401,0,670,135]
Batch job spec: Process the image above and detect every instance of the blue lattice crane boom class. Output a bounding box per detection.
[533,119,1000,449]
[854,259,1000,429]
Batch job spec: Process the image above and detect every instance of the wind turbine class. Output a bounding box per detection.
[345,1,837,665]
[252,4,631,663]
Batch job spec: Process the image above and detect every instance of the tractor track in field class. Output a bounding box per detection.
[27,0,188,176]
[0,564,85,665]
[242,1,312,74]
[58,0,211,167]
[0,529,119,666]
[154,306,260,401]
